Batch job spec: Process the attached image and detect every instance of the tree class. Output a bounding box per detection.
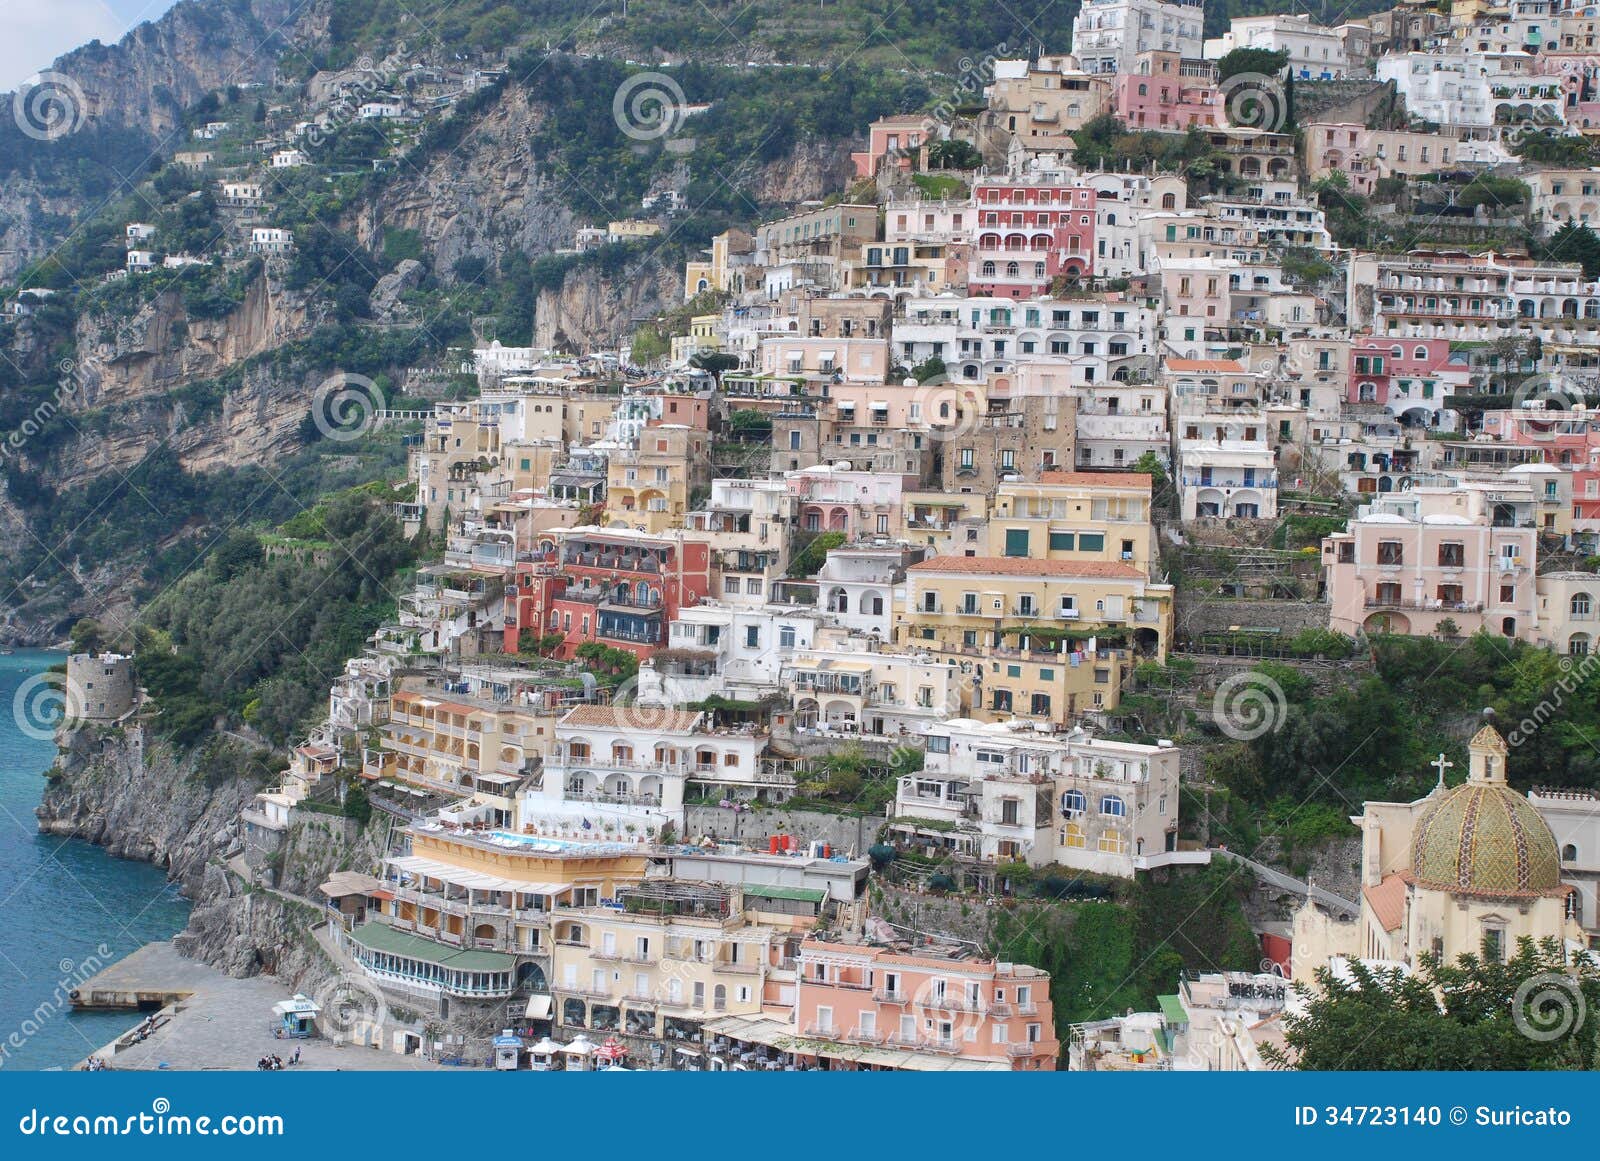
[1269,938,1600,1070]
[1215,47,1290,86]
[925,138,982,171]
[910,356,945,384]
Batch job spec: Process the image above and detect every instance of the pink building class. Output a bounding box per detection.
[1347,337,1470,424]
[785,465,903,537]
[1322,484,1540,640]
[794,937,1059,1070]
[1112,52,1220,132]
[851,115,940,178]
[1479,407,1600,468]
[970,181,1096,298]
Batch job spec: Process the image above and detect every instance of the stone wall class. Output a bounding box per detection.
[1179,598,1330,637]
[684,803,883,854]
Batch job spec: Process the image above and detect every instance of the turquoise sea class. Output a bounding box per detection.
[0,650,189,1070]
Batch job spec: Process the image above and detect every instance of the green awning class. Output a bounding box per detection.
[348,922,516,971]
[1158,994,1188,1026]
[742,884,826,903]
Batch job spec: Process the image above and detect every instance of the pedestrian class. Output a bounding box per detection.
[293,1046,301,1065]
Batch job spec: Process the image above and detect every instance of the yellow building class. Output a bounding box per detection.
[988,472,1159,577]
[363,687,552,805]
[550,880,814,1045]
[606,425,709,533]
[1292,725,1583,984]
[895,555,1173,723]
[684,228,752,299]
[669,313,722,365]
[382,828,654,956]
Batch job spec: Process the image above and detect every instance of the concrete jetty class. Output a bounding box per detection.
[78,942,446,1071]
[71,942,218,1010]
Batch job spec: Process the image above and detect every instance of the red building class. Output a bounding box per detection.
[505,527,713,660]
[969,182,1096,298]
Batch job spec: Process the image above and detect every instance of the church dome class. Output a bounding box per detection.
[1411,726,1562,898]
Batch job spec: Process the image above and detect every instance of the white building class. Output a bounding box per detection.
[272,148,309,168]
[889,720,1194,876]
[250,227,296,255]
[1205,14,1350,79]
[1072,0,1206,75]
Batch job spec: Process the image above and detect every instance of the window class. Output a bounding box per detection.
[1100,795,1126,817]
[927,735,950,754]
[1078,533,1105,552]
[744,626,760,648]
[779,625,797,648]
[1061,789,1086,817]
[1376,541,1404,566]
[1004,528,1030,557]
[1438,542,1464,568]
[1049,532,1075,551]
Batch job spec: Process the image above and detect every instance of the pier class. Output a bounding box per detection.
[70,942,215,1011]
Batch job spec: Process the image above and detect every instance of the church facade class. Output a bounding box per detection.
[1293,724,1582,983]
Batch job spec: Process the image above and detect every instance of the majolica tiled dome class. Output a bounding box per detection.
[1411,726,1562,898]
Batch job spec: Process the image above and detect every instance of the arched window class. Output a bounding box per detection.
[1100,795,1126,817]
[1161,193,1176,209]
[1413,346,1428,360]
[981,261,995,277]
[1006,261,1019,277]
[1572,592,1592,617]
[1098,830,1129,854]
[1563,843,1579,861]
[1570,633,1590,657]
[1061,789,1086,817]
[1061,822,1086,849]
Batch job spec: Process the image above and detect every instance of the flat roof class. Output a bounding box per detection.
[347,923,517,972]
[742,884,827,903]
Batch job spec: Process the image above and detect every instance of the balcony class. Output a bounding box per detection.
[845,1027,886,1045]
[874,989,909,1004]
[1006,1041,1045,1057]
[1364,596,1484,613]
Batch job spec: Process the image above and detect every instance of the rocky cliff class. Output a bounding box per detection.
[40,719,387,991]
[38,724,253,892]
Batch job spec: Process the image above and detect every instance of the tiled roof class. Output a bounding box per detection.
[1037,471,1153,490]
[907,555,1145,579]
[559,704,704,732]
[1165,358,1246,373]
[1362,873,1409,933]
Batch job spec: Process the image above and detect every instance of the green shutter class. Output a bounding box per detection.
[1049,532,1075,551]
[1079,533,1105,552]
[1004,529,1030,557]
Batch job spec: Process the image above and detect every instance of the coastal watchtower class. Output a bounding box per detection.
[66,652,135,722]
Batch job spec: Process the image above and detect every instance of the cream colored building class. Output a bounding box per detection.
[1292,726,1582,984]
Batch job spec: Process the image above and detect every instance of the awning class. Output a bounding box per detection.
[524,994,554,1020]
[674,1046,702,1058]
[388,855,564,896]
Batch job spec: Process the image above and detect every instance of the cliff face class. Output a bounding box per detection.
[40,719,388,992]
[359,86,580,275]
[536,260,682,352]
[51,0,325,139]
[38,725,253,892]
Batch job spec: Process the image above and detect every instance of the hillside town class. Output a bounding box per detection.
[39,0,1600,1074]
